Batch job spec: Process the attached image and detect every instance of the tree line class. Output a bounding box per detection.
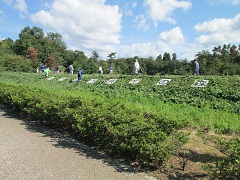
[0,26,240,75]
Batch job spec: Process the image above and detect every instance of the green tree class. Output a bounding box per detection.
[172,53,177,61]
[46,32,67,52]
[163,52,171,61]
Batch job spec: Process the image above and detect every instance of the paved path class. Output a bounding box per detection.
[0,104,156,180]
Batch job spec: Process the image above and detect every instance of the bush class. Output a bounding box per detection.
[204,138,240,179]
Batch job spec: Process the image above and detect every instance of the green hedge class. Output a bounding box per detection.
[0,81,188,168]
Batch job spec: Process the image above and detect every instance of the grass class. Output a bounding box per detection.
[0,71,239,134]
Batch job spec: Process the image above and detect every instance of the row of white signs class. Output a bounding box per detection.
[47,77,209,87]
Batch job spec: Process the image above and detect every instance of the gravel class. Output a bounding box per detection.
[0,104,156,180]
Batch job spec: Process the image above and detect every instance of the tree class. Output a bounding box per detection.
[163,52,171,61]
[107,52,116,59]
[31,26,44,39]
[26,46,40,68]
[156,54,163,61]
[26,46,39,60]
[3,54,33,72]
[92,50,99,62]
[46,32,66,52]
[172,53,177,61]
[46,54,59,70]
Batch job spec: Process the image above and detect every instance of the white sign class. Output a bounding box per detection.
[106,79,117,84]
[87,79,98,84]
[156,79,172,85]
[58,77,67,82]
[47,77,55,80]
[72,78,78,82]
[191,79,209,87]
[129,79,141,84]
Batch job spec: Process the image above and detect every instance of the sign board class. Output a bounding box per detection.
[47,77,55,80]
[156,79,172,85]
[71,78,78,82]
[87,79,98,84]
[129,79,141,84]
[191,79,209,87]
[58,77,67,82]
[106,79,117,84]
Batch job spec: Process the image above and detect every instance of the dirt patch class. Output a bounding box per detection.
[146,129,237,179]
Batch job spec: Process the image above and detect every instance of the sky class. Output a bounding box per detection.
[0,0,240,60]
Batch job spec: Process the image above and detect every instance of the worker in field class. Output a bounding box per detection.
[40,64,46,73]
[98,66,103,76]
[69,64,74,74]
[109,66,113,74]
[44,67,51,77]
[134,59,140,75]
[77,69,83,81]
[193,60,200,76]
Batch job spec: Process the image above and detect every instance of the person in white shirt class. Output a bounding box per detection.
[98,66,103,76]
[69,64,74,74]
[134,59,140,75]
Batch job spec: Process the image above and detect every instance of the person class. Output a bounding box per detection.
[138,67,142,75]
[193,60,200,76]
[56,67,59,74]
[109,66,113,74]
[69,64,74,74]
[77,69,83,81]
[40,64,46,73]
[44,67,51,77]
[134,59,140,75]
[98,66,103,76]
[36,67,39,73]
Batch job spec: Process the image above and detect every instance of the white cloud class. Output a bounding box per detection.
[134,15,149,31]
[0,10,5,20]
[194,13,240,46]
[117,43,157,58]
[125,10,133,16]
[30,0,122,56]
[207,0,240,5]
[2,0,13,5]
[132,2,137,8]
[159,27,185,45]
[116,27,198,60]
[144,0,192,25]
[3,0,28,17]
[14,0,27,13]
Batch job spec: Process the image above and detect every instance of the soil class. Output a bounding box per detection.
[145,129,237,179]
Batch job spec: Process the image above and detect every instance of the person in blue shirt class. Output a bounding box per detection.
[40,64,46,73]
[77,69,83,81]
[109,66,113,74]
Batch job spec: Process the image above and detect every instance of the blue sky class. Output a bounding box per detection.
[0,0,240,60]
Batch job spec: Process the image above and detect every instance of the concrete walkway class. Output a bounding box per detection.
[0,104,156,180]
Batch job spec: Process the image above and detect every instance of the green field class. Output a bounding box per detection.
[0,71,239,168]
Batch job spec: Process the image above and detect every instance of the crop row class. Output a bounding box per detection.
[0,72,239,133]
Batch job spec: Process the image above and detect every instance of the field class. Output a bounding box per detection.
[0,71,239,179]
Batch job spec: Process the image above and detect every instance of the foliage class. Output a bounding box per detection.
[1,26,240,76]
[204,138,240,179]
[0,54,33,72]
[0,79,186,168]
[0,71,239,169]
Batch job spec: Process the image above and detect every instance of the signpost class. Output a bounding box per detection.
[191,80,209,87]
[156,79,172,85]
[87,79,98,84]
[106,79,117,84]
[129,79,141,84]
[47,77,55,80]
[58,77,67,82]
